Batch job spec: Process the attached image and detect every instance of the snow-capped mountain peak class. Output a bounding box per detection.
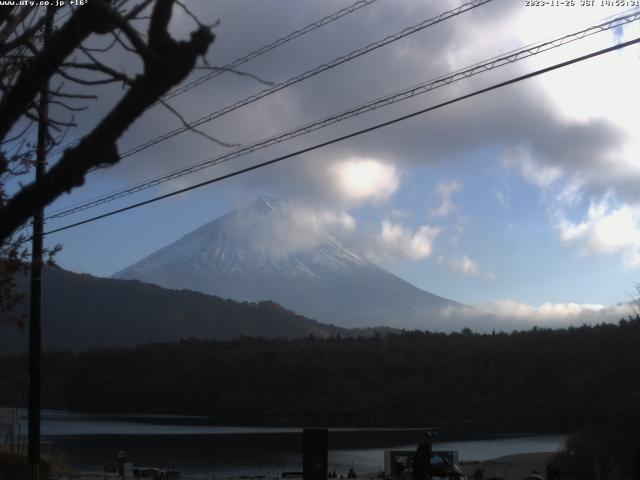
[113,198,459,328]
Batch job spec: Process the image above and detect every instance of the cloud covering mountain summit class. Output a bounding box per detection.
[113,198,460,329]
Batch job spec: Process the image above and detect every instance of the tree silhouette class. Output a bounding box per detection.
[0,0,218,324]
[0,1,216,242]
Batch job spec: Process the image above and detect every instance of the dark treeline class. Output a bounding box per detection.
[1,318,639,432]
[560,387,640,480]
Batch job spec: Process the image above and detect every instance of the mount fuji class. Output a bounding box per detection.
[113,198,462,329]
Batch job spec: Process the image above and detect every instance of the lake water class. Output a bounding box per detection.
[5,409,566,477]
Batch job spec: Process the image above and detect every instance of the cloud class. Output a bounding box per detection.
[431,180,462,217]
[439,300,630,330]
[390,208,410,219]
[451,255,479,276]
[496,21,640,262]
[437,254,480,276]
[51,0,640,286]
[556,195,640,268]
[495,190,508,209]
[94,0,630,217]
[530,20,640,196]
[329,157,400,205]
[502,148,562,188]
[375,220,440,260]
[231,200,356,257]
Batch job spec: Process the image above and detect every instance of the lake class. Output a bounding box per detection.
[5,409,566,477]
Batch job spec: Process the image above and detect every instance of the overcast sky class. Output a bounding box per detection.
[36,0,640,327]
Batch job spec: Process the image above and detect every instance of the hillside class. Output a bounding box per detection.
[0,267,346,353]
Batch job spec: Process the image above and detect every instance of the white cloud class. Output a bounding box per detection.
[502,148,563,188]
[555,178,584,207]
[329,158,400,205]
[58,0,640,286]
[431,180,462,217]
[375,220,440,260]
[391,208,410,219]
[499,19,640,258]
[233,201,356,257]
[438,254,480,276]
[495,190,508,209]
[556,195,640,268]
[440,300,629,329]
[451,255,479,276]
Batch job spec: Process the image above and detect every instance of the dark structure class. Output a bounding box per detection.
[412,437,433,480]
[303,429,328,480]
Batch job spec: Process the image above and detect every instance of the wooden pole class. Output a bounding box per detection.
[28,10,52,480]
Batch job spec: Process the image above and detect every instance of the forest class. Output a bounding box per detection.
[2,317,640,477]
[1,317,639,431]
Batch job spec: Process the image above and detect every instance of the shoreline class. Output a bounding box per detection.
[69,452,558,480]
[460,452,556,479]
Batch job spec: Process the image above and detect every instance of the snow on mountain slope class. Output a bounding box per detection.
[113,198,461,329]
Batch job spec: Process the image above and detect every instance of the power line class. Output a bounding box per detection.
[161,0,382,102]
[44,6,638,220]
[43,8,640,222]
[38,35,640,239]
[104,0,494,161]
[47,0,383,158]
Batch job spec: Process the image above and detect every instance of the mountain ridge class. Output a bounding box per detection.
[0,266,349,354]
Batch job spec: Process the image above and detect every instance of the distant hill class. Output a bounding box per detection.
[114,198,462,329]
[0,267,346,354]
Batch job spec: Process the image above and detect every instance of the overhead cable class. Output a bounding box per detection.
[162,0,382,102]
[46,0,381,157]
[106,0,494,161]
[37,35,640,239]
[43,8,640,222]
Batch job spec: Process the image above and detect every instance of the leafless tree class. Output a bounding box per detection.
[0,0,219,324]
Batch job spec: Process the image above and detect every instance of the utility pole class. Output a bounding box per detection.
[28,10,52,480]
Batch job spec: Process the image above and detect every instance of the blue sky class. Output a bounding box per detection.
[22,0,640,326]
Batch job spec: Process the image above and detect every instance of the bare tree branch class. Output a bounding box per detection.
[0,9,52,57]
[125,0,155,20]
[45,89,98,100]
[0,4,104,140]
[56,68,125,86]
[195,64,273,87]
[158,98,240,148]
[48,100,88,113]
[0,7,34,45]
[0,0,216,242]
